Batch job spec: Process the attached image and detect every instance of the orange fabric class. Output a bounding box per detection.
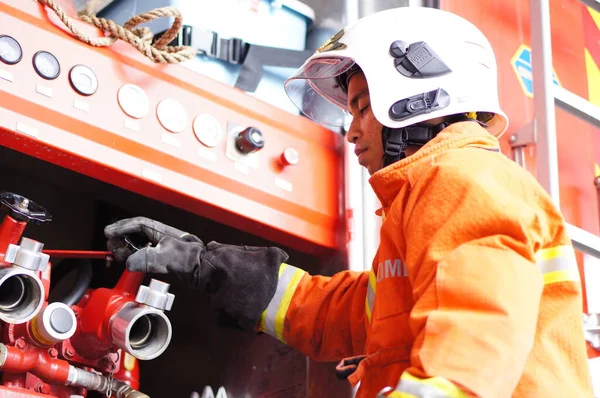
[281,270,370,361]
[281,122,593,397]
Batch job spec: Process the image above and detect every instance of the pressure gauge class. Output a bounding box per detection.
[118,84,150,119]
[193,114,223,147]
[157,99,188,133]
[69,65,98,96]
[33,51,60,80]
[0,35,22,65]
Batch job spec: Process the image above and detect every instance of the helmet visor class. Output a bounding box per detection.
[284,57,356,127]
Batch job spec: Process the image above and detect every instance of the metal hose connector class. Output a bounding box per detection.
[66,365,150,398]
[0,267,45,324]
[111,302,172,360]
[0,237,49,324]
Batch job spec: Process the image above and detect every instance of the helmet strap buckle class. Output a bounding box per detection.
[381,123,447,167]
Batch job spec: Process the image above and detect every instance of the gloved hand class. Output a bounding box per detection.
[104,217,289,329]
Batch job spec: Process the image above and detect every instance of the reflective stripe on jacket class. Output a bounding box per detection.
[258,122,593,397]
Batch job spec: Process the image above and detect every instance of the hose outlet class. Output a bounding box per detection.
[0,267,44,324]
[111,302,172,360]
[0,237,49,324]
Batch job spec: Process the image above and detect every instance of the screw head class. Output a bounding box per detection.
[48,348,58,358]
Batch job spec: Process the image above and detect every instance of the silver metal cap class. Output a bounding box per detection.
[4,237,49,272]
[135,279,175,311]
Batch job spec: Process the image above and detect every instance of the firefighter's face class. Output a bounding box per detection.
[345,72,384,175]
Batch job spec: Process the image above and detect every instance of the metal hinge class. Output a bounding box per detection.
[509,120,536,167]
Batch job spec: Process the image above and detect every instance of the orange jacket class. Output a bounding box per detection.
[258,122,593,397]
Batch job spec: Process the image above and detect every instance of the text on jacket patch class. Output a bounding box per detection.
[377,259,408,281]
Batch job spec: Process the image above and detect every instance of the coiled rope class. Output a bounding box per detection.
[37,0,195,64]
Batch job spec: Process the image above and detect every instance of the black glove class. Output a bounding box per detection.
[105,216,190,264]
[104,217,289,329]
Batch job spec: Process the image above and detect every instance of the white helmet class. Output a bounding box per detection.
[284,6,508,137]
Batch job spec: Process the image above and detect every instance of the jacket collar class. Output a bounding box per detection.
[369,121,501,209]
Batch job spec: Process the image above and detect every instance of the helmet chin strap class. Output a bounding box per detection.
[381,116,485,168]
[381,122,448,167]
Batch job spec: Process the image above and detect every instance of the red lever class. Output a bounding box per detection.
[42,250,113,259]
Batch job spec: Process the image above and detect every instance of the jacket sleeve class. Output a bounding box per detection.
[257,263,369,362]
[388,151,576,398]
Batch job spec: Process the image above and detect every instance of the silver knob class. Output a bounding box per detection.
[4,237,49,272]
[135,279,175,311]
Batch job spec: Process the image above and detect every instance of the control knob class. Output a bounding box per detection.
[280,147,299,166]
[235,127,264,154]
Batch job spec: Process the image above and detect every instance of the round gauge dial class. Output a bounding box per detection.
[157,99,188,133]
[193,114,223,147]
[117,84,150,119]
[69,65,98,96]
[0,35,22,65]
[33,51,60,80]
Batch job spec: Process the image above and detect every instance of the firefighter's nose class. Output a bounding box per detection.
[346,124,359,144]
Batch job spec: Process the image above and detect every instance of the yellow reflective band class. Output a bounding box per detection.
[369,268,377,293]
[258,263,289,331]
[365,268,377,321]
[535,245,573,262]
[543,269,580,285]
[385,392,417,398]
[392,372,469,398]
[534,245,580,285]
[279,263,288,277]
[274,267,305,343]
[261,263,306,342]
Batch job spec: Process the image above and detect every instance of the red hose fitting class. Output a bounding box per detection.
[70,270,143,360]
[0,343,70,384]
[71,270,173,363]
[114,351,141,391]
[0,215,27,265]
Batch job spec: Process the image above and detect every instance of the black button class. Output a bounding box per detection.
[0,35,23,65]
[235,127,264,154]
[33,51,60,80]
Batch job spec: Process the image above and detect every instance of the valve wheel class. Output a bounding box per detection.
[0,192,52,224]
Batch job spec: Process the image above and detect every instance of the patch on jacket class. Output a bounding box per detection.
[377,259,408,281]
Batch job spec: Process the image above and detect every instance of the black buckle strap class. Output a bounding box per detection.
[384,140,405,160]
[185,25,247,64]
[183,24,312,92]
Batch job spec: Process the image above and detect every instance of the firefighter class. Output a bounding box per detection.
[104,7,594,397]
